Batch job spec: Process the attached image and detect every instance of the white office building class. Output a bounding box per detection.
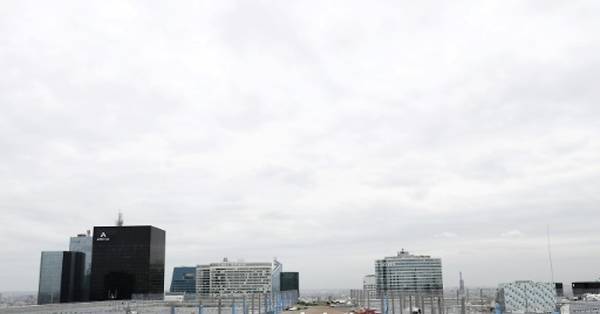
[375,249,443,295]
[498,281,556,313]
[363,274,377,298]
[196,258,282,296]
[364,274,376,291]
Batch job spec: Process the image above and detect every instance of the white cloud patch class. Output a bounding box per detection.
[436,232,459,239]
[501,230,525,238]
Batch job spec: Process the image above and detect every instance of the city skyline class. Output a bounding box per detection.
[2,0,600,293]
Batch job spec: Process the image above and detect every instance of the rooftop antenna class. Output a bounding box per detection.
[459,272,465,296]
[116,212,124,226]
[547,224,555,283]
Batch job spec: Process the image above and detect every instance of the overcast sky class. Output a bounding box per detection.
[1,0,600,292]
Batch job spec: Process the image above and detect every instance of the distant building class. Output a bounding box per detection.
[196,259,282,296]
[555,283,563,297]
[38,251,85,304]
[280,272,299,293]
[497,281,556,313]
[459,272,465,297]
[170,267,196,294]
[562,301,600,314]
[363,274,376,298]
[69,232,92,301]
[375,249,443,295]
[572,282,600,297]
[90,225,165,301]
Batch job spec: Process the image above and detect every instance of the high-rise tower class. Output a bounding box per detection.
[69,231,92,301]
[90,225,165,300]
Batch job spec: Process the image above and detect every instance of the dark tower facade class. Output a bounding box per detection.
[170,267,197,293]
[280,272,299,292]
[90,225,165,301]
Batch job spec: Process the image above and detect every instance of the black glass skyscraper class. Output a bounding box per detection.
[90,225,165,301]
[38,251,85,304]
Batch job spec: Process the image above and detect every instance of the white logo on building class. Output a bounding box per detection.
[96,231,110,241]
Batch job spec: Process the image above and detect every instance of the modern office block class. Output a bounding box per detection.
[497,281,556,313]
[280,272,299,292]
[170,267,196,294]
[572,282,600,297]
[90,225,165,301]
[375,249,443,295]
[196,259,281,296]
[69,232,92,301]
[38,251,85,304]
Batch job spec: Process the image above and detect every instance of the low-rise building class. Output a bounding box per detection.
[170,267,196,294]
[572,282,600,298]
[196,258,281,296]
[497,280,556,313]
[280,272,299,293]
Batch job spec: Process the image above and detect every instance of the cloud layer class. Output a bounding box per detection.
[1,0,600,291]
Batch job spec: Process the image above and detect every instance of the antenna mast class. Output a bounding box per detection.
[116,211,124,226]
[547,224,555,283]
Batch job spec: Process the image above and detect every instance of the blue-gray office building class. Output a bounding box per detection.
[170,267,196,293]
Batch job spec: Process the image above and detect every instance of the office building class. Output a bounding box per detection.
[497,281,556,313]
[196,259,281,296]
[38,251,85,304]
[375,249,443,295]
[90,225,165,301]
[280,272,299,292]
[69,231,92,301]
[572,282,600,297]
[170,267,196,294]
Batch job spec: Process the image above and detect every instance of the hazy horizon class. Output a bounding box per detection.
[1,0,599,292]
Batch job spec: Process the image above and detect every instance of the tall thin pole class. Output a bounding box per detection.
[243,294,247,314]
[258,293,261,314]
[547,224,555,284]
[391,291,396,314]
[399,294,403,314]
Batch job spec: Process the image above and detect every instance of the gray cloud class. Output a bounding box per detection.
[1,0,600,291]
